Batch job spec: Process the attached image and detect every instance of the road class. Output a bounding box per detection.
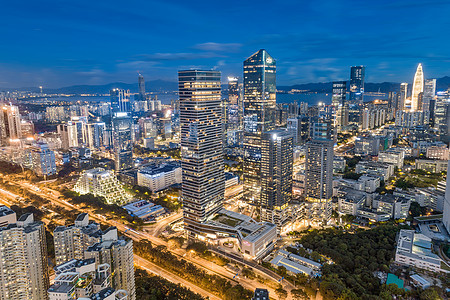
[0,178,289,297]
[134,255,221,300]
[144,211,182,237]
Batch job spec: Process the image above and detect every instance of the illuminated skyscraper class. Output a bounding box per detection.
[110,89,131,113]
[0,105,22,144]
[349,66,365,102]
[332,81,348,132]
[305,139,334,223]
[398,83,408,112]
[411,63,424,112]
[179,70,224,236]
[260,130,293,228]
[228,77,239,105]
[242,49,276,206]
[423,78,436,112]
[112,112,133,172]
[227,77,241,131]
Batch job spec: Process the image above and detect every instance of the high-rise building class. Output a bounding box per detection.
[228,77,239,105]
[85,238,135,300]
[444,162,450,234]
[411,63,424,112]
[423,78,436,112]
[110,89,132,113]
[349,66,365,102]
[0,213,49,299]
[305,139,334,222]
[243,49,276,206]
[28,142,57,176]
[112,112,133,171]
[138,73,146,101]
[0,104,22,144]
[179,70,224,236]
[260,130,293,228]
[398,83,408,112]
[332,81,347,107]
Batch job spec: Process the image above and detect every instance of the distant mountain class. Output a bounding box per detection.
[6,76,450,95]
[42,80,178,94]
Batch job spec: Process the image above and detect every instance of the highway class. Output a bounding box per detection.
[0,177,290,298]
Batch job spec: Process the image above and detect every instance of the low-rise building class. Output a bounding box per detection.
[415,159,448,173]
[137,163,181,192]
[333,156,346,173]
[378,148,405,168]
[372,194,410,219]
[395,230,447,273]
[355,161,394,182]
[270,249,321,276]
[355,136,380,156]
[426,145,449,160]
[122,200,165,220]
[74,168,132,205]
[337,188,367,216]
[225,172,239,189]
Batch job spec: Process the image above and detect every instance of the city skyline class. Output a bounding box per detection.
[2,0,450,88]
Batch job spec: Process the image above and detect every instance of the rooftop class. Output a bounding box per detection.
[0,205,15,217]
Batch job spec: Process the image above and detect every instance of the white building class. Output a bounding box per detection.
[426,145,449,161]
[0,213,49,299]
[372,194,410,219]
[137,164,181,192]
[395,230,446,273]
[378,148,405,169]
[74,168,132,204]
[337,188,367,216]
[355,161,394,182]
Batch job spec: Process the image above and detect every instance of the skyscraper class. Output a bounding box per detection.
[305,139,334,223]
[349,66,365,102]
[0,104,22,144]
[332,81,348,132]
[228,77,239,105]
[0,213,49,299]
[138,73,146,100]
[110,89,132,113]
[179,70,224,236]
[331,81,347,107]
[260,130,293,228]
[112,112,133,171]
[423,78,436,112]
[398,83,408,112]
[411,63,424,112]
[242,49,276,206]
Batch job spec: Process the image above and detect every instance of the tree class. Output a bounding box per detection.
[275,286,288,300]
[419,288,441,300]
[291,289,308,300]
[277,265,287,277]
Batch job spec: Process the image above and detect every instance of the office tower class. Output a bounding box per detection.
[411,63,424,112]
[85,122,106,149]
[112,112,133,171]
[85,238,135,300]
[0,104,22,144]
[228,77,239,105]
[423,78,436,112]
[332,81,347,107]
[20,119,34,138]
[138,73,146,100]
[349,66,365,102]
[260,130,293,227]
[28,142,57,176]
[305,139,334,222]
[179,70,224,236]
[110,89,132,113]
[398,83,408,112]
[0,213,49,299]
[243,49,276,206]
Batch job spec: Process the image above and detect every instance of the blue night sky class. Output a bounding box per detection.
[1,0,450,88]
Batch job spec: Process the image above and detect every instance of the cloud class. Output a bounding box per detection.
[193,42,242,52]
[137,52,225,61]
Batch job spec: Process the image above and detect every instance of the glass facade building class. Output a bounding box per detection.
[411,63,424,112]
[112,112,133,171]
[179,70,224,236]
[349,66,365,102]
[243,49,276,207]
[260,130,293,228]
